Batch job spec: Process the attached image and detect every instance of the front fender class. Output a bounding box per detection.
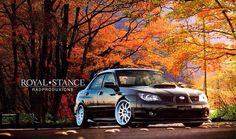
[74,91,85,114]
[116,88,138,108]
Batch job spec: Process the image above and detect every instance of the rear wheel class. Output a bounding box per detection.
[76,104,88,128]
[115,99,132,127]
[183,122,203,127]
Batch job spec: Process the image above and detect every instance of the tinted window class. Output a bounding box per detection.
[116,70,170,87]
[103,73,116,86]
[90,75,104,89]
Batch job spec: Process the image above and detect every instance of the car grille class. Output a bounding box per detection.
[160,96,173,103]
[159,95,199,104]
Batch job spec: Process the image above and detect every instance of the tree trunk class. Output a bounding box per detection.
[52,4,69,121]
[0,63,6,112]
[10,1,17,113]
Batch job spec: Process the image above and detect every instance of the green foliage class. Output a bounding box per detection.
[1,116,16,124]
[166,0,206,19]
[210,104,236,121]
[228,57,236,73]
[50,118,75,127]
[1,113,75,127]
[19,113,36,124]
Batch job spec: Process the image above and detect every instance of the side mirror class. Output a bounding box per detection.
[104,82,120,92]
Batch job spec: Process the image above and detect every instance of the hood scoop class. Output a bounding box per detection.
[150,84,176,89]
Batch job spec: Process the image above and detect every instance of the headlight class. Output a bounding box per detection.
[138,93,161,102]
[199,93,208,103]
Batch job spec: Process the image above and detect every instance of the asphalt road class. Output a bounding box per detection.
[0,123,235,139]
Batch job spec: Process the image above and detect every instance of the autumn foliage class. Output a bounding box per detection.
[0,0,235,122]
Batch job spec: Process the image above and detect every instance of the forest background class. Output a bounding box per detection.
[0,0,235,125]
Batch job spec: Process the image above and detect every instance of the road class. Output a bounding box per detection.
[0,123,235,139]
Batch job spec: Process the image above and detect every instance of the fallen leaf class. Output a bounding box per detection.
[66,130,78,134]
[54,131,68,135]
[113,129,120,132]
[105,129,116,133]
[0,133,12,136]
[167,127,175,130]
[105,129,120,133]
[140,128,149,131]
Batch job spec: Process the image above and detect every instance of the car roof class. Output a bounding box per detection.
[96,68,158,75]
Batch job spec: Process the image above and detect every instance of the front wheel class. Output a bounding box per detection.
[115,99,132,127]
[182,122,203,127]
[75,104,88,128]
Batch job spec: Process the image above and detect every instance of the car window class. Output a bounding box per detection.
[103,73,115,86]
[90,74,105,89]
[116,70,170,87]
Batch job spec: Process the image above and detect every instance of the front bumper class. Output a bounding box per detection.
[131,101,210,123]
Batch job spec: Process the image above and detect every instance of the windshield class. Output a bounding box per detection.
[116,70,172,87]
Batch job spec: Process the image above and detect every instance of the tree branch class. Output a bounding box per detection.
[215,0,236,40]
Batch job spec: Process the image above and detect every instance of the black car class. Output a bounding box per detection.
[74,68,209,127]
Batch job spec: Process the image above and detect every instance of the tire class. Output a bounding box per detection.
[75,104,89,128]
[183,122,203,127]
[115,99,132,127]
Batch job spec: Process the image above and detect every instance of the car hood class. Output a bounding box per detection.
[126,86,202,96]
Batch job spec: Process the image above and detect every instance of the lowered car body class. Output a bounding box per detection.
[74,68,209,127]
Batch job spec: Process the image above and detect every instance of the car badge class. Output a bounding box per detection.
[179,96,185,100]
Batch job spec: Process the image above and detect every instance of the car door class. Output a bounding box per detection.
[97,73,119,118]
[84,74,105,117]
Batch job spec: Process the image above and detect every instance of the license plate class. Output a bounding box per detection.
[177,106,191,110]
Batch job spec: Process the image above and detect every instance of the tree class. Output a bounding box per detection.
[0,0,165,121]
[153,0,236,78]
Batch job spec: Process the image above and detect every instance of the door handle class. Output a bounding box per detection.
[85,92,89,96]
[99,91,103,95]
